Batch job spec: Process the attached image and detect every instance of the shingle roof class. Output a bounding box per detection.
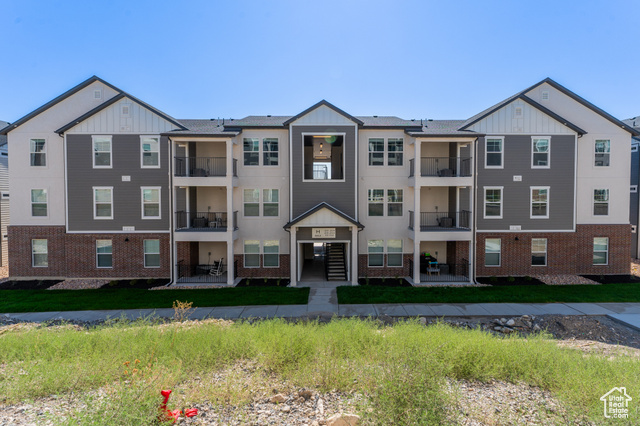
[164,119,239,137]
[357,116,422,127]
[221,116,290,127]
[283,100,364,126]
[406,120,482,137]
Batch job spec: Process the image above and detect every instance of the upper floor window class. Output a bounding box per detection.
[531,187,549,218]
[594,189,609,216]
[368,138,384,166]
[31,189,47,217]
[263,138,279,166]
[93,187,113,219]
[141,137,160,168]
[303,134,344,180]
[243,189,260,216]
[368,189,384,216]
[368,138,403,166]
[30,139,46,166]
[484,187,503,219]
[92,136,112,168]
[532,137,550,168]
[263,189,279,217]
[243,138,259,166]
[595,140,610,167]
[485,138,503,168]
[387,189,403,216]
[388,138,403,166]
[141,187,161,219]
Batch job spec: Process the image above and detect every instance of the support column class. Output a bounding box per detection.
[414,140,421,284]
[226,239,234,286]
[290,227,297,286]
[226,138,234,286]
[351,226,358,285]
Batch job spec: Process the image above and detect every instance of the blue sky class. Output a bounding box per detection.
[1,0,639,122]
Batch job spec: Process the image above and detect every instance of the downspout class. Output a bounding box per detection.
[472,137,479,284]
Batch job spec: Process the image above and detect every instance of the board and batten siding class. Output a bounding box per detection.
[66,134,170,231]
[0,153,8,266]
[476,135,575,231]
[290,125,357,219]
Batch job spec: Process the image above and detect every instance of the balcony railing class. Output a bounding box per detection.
[419,211,471,231]
[420,157,471,177]
[420,261,470,282]
[175,211,228,231]
[176,260,227,283]
[174,157,227,177]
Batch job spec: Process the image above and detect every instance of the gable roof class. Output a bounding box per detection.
[163,119,240,137]
[283,100,364,126]
[284,202,364,230]
[406,120,483,137]
[460,78,639,136]
[55,92,186,134]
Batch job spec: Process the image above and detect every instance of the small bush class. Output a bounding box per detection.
[129,279,139,286]
[524,276,533,281]
[507,276,516,283]
[489,276,498,283]
[146,278,156,285]
[365,277,370,286]
[108,280,118,287]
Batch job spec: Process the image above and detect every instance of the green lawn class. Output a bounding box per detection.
[338,282,640,304]
[0,287,310,313]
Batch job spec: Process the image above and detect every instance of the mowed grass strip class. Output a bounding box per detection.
[0,287,309,313]
[0,319,638,424]
[337,282,640,304]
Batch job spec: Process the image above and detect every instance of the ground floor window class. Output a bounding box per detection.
[96,240,112,268]
[144,239,160,268]
[263,240,279,267]
[368,240,384,266]
[485,238,501,266]
[32,239,48,267]
[531,238,547,266]
[244,240,260,267]
[593,237,608,265]
[387,239,403,266]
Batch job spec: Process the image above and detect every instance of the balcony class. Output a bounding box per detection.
[409,157,471,177]
[176,260,236,284]
[175,211,238,232]
[409,211,471,232]
[174,157,237,177]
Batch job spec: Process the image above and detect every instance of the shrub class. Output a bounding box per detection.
[507,276,515,283]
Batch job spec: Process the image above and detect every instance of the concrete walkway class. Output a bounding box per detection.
[4,303,640,330]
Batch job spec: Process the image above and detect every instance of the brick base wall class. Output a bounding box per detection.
[234,254,290,278]
[476,224,630,277]
[9,226,170,279]
[358,254,412,278]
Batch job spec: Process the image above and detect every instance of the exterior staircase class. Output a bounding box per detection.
[326,243,347,281]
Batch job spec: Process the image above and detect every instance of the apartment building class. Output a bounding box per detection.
[1,76,636,285]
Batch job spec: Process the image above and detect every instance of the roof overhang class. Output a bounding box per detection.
[284,202,364,230]
[283,100,364,126]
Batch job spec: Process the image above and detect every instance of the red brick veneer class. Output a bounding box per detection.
[358,253,413,278]
[234,254,290,278]
[476,224,630,277]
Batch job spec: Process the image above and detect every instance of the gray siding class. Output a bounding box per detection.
[67,134,170,231]
[291,125,357,219]
[476,135,575,230]
[0,153,8,266]
[631,141,639,256]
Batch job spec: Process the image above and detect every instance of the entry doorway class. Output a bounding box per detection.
[299,242,348,282]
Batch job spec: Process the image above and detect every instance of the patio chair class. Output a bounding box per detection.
[427,261,440,275]
[210,258,224,276]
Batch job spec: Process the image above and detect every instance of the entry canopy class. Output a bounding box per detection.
[284,202,364,230]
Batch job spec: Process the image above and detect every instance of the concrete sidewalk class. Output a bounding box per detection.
[4,302,640,325]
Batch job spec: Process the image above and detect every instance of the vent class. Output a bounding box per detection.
[1,192,8,198]
[514,106,523,117]
[632,185,638,193]
[541,91,549,101]
[2,234,7,241]
[121,104,130,116]
[94,89,102,99]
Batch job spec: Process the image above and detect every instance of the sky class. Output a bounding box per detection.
[1,0,639,123]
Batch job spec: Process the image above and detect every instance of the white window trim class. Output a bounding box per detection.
[30,188,48,218]
[140,136,161,169]
[531,238,547,266]
[243,240,260,268]
[594,139,610,168]
[243,138,260,166]
[93,186,113,220]
[483,186,503,219]
[262,189,279,218]
[593,237,609,266]
[31,239,48,268]
[530,186,550,219]
[143,239,161,268]
[387,239,403,267]
[368,189,384,217]
[367,240,385,267]
[485,238,501,267]
[141,187,162,219]
[531,136,551,169]
[243,189,260,217]
[96,240,113,269]
[29,138,47,168]
[368,137,385,166]
[301,132,347,183]
[593,188,609,217]
[262,137,279,167]
[263,240,280,268]
[92,135,112,169]
[367,189,403,217]
[485,137,504,169]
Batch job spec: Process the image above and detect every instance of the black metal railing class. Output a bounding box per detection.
[420,157,471,177]
[175,211,228,230]
[408,210,414,230]
[419,211,471,230]
[176,261,227,283]
[174,157,227,177]
[409,158,415,177]
[420,261,470,282]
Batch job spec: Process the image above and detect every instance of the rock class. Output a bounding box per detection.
[501,327,514,334]
[521,315,530,320]
[299,389,314,400]
[419,317,427,325]
[326,413,361,426]
[311,421,320,426]
[506,319,515,326]
[493,326,503,331]
[533,324,541,331]
[270,394,287,404]
[500,317,507,324]
[317,398,324,415]
[281,404,291,412]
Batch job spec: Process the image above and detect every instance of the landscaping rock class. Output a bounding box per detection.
[326,413,360,426]
[270,393,287,404]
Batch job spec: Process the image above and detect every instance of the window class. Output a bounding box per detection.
[593,237,608,265]
[484,187,503,218]
[263,240,279,267]
[32,239,48,267]
[144,239,160,268]
[96,240,112,268]
[532,137,550,168]
[30,189,47,217]
[263,189,279,217]
[594,189,609,216]
[387,189,403,216]
[263,138,279,166]
[243,138,259,166]
[595,140,610,167]
[141,137,160,168]
[243,189,260,216]
[92,136,112,168]
[303,134,344,180]
[30,139,46,166]
[368,138,384,165]
[368,240,384,267]
[388,138,403,166]
[485,238,501,266]
[531,238,547,266]
[244,240,260,267]
[93,187,113,219]
[141,187,161,219]
[387,239,403,267]
[368,189,384,216]
[531,187,549,218]
[485,138,503,168]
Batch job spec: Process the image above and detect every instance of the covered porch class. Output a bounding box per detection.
[415,240,471,283]
[175,241,235,284]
